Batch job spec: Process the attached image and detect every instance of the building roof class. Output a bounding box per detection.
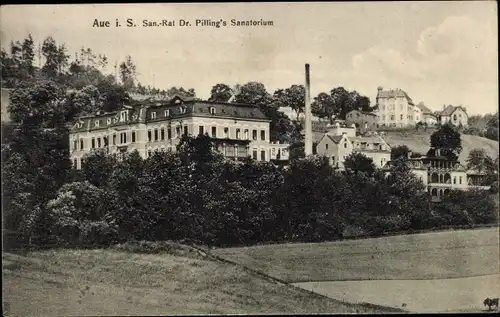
[347,109,377,117]
[416,102,432,114]
[376,88,414,106]
[70,96,269,133]
[440,105,467,116]
[326,135,344,144]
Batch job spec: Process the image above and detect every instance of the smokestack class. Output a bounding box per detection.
[304,63,313,156]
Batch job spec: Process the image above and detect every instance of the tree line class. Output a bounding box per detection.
[2,35,498,250]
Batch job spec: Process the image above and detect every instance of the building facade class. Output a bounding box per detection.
[345,109,377,134]
[316,122,391,169]
[374,87,421,127]
[383,148,490,201]
[422,113,439,126]
[69,96,289,169]
[439,105,468,127]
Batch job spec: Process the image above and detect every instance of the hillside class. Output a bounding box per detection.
[313,129,499,165]
[2,247,400,316]
[213,228,500,313]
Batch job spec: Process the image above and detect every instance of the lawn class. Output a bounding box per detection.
[2,247,402,316]
[212,228,500,283]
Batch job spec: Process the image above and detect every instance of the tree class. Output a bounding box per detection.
[70,85,104,115]
[209,83,233,102]
[466,149,494,173]
[233,81,295,142]
[165,86,196,99]
[391,145,411,160]
[119,55,137,90]
[273,85,305,121]
[343,152,377,176]
[312,87,372,121]
[41,37,69,78]
[20,34,35,79]
[311,92,335,120]
[80,149,118,187]
[430,123,462,160]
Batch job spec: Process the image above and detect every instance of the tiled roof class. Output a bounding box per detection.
[440,105,467,116]
[70,96,269,133]
[327,135,344,144]
[416,103,432,113]
[377,88,414,105]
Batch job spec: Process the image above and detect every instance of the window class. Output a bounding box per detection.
[80,139,84,150]
[453,114,457,121]
[210,107,216,114]
[179,106,186,114]
[164,109,170,117]
[459,176,462,184]
[147,150,152,157]
[224,127,229,138]
[120,132,127,144]
[261,130,265,140]
[168,128,172,139]
[453,177,456,184]
[400,114,403,120]
[390,115,395,121]
[95,120,100,127]
[252,130,257,140]
[132,131,136,143]
[151,112,157,119]
[261,150,266,161]
[344,142,347,148]
[73,158,77,169]
[212,126,217,138]
[154,129,158,141]
[199,126,204,135]
[113,134,116,145]
[252,150,258,160]
[332,156,335,163]
[97,138,101,148]
[103,136,108,147]
[120,111,128,122]
[183,126,188,136]
[73,140,77,151]
[175,126,181,137]
[91,138,95,149]
[325,143,329,150]
[236,129,241,139]
[161,128,165,140]
[148,130,152,142]
[107,118,112,125]
[244,129,249,139]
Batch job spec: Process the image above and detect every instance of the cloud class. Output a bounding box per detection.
[348,15,497,114]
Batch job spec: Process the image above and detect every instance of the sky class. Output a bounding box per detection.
[1,2,498,115]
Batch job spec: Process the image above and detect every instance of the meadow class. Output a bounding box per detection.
[2,246,402,316]
[212,227,500,313]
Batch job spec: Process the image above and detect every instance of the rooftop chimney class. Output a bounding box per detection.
[304,63,313,156]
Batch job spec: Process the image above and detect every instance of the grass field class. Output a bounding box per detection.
[212,228,499,282]
[213,227,499,313]
[2,248,402,316]
[312,129,499,165]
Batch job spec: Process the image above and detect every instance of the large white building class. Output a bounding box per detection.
[315,122,391,169]
[439,105,468,127]
[69,95,290,168]
[383,148,491,201]
[374,87,421,127]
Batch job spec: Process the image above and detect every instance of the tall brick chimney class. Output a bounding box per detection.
[304,63,313,156]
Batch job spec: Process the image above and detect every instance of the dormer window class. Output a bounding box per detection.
[165,109,170,117]
[210,107,216,115]
[179,106,187,114]
[107,118,112,125]
[120,110,128,122]
[95,120,100,127]
[151,112,157,119]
